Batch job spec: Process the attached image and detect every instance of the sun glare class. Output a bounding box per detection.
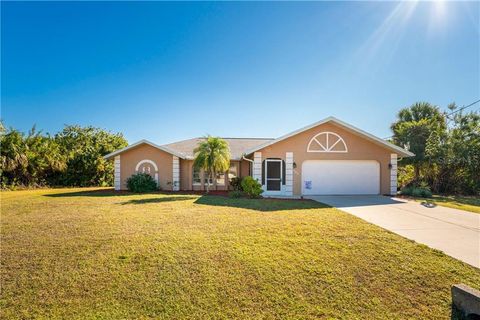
[355,1,418,67]
[356,0,459,67]
[431,0,448,25]
[433,0,447,14]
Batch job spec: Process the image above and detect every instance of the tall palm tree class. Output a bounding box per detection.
[193,136,230,193]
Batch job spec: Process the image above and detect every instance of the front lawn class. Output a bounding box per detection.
[1,188,479,319]
[404,194,480,214]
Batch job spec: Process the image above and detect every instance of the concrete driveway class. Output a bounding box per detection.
[307,195,480,268]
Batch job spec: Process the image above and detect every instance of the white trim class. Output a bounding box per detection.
[135,159,159,186]
[114,155,121,191]
[253,152,262,183]
[307,131,348,153]
[135,159,158,172]
[104,139,186,160]
[285,152,293,196]
[390,154,398,196]
[243,116,414,157]
[172,156,180,191]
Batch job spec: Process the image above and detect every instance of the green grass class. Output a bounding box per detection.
[1,188,479,319]
[406,194,480,214]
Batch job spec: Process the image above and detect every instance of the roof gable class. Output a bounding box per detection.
[103,139,187,159]
[243,117,414,157]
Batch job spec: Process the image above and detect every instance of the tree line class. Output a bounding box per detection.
[0,123,127,188]
[1,101,479,195]
[391,102,479,195]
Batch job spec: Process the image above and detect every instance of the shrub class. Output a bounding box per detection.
[400,185,432,198]
[417,188,432,198]
[398,165,415,189]
[126,173,158,193]
[229,177,243,191]
[241,176,263,198]
[400,186,413,195]
[228,190,244,198]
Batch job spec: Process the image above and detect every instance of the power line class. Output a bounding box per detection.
[446,99,480,116]
[383,98,480,140]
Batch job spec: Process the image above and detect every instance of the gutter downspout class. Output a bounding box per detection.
[242,155,254,176]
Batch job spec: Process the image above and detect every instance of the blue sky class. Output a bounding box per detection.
[2,1,479,143]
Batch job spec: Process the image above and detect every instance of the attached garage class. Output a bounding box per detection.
[106,117,414,195]
[301,160,380,195]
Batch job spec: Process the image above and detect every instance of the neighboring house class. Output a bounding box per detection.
[104,117,413,196]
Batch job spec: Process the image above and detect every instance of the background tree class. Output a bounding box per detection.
[193,136,230,193]
[449,110,480,193]
[25,126,67,186]
[425,105,480,194]
[391,102,446,180]
[1,126,29,187]
[53,125,128,187]
[0,125,66,187]
[0,123,127,188]
[393,102,479,195]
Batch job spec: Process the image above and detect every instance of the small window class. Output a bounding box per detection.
[193,167,201,185]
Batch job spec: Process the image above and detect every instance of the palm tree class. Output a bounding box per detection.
[390,102,446,180]
[0,128,29,184]
[193,136,230,193]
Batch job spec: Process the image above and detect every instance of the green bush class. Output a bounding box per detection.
[228,190,244,198]
[229,177,243,191]
[401,185,432,198]
[241,176,263,198]
[126,173,158,193]
[398,165,415,189]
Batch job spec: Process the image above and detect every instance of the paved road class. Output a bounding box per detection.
[307,195,480,268]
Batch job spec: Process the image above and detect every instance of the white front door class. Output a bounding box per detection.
[302,160,380,195]
[264,159,283,195]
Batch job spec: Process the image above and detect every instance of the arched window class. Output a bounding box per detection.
[307,132,347,153]
[135,159,159,172]
[135,159,159,185]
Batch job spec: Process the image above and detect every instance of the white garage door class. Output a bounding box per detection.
[302,160,380,195]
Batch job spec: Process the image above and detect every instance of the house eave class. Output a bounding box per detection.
[103,139,187,160]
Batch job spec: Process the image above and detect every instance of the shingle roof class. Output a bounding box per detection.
[104,117,413,160]
[163,137,274,160]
